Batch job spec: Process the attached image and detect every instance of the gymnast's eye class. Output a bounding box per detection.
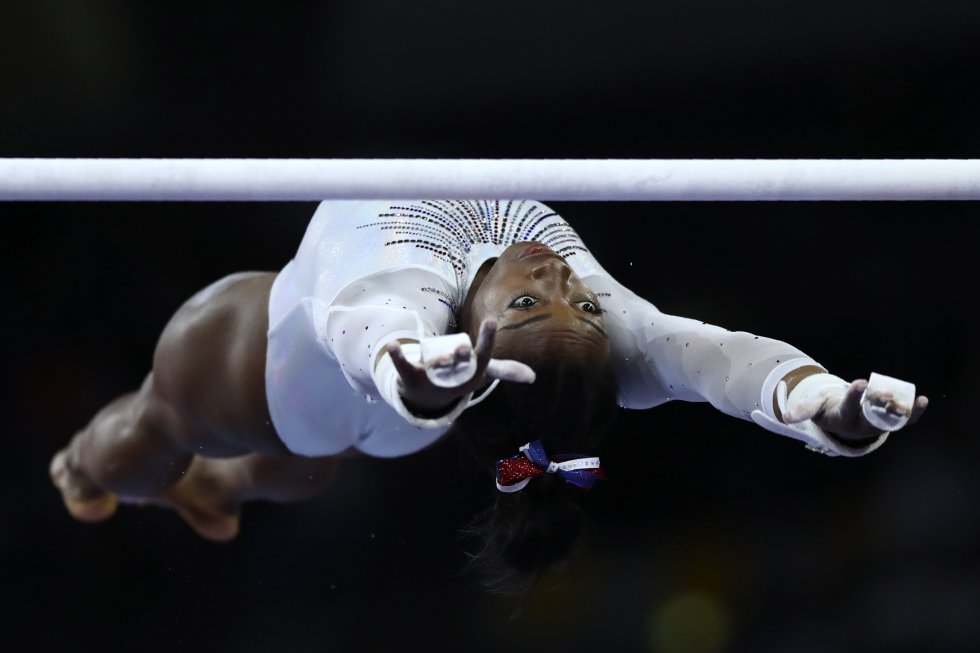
[577,300,604,315]
[510,295,538,309]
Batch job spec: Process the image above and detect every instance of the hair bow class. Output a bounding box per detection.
[495,440,606,493]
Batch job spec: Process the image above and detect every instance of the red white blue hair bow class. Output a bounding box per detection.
[495,440,606,493]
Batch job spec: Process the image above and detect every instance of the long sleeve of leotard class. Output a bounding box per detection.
[267,261,470,458]
[315,267,446,396]
[316,265,475,428]
[581,273,887,457]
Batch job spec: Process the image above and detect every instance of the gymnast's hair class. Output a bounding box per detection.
[450,348,619,596]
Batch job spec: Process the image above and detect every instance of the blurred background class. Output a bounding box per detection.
[1,1,978,651]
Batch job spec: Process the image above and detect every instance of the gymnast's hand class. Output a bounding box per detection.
[781,377,929,442]
[385,319,536,415]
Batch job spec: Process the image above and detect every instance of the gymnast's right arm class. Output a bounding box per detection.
[580,272,896,457]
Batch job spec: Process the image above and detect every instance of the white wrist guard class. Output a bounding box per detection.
[861,372,916,431]
[759,357,820,419]
[372,343,472,428]
[784,372,850,422]
[420,332,478,388]
[751,369,888,457]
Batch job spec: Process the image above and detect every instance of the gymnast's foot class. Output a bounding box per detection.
[164,459,241,543]
[49,449,119,523]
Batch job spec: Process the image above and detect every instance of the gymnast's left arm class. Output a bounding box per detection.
[582,273,928,457]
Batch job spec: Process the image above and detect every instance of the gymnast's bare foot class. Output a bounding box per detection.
[163,458,242,543]
[51,447,239,540]
[49,449,119,523]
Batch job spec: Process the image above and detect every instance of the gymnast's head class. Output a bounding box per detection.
[453,241,619,595]
[462,240,609,362]
[457,240,616,450]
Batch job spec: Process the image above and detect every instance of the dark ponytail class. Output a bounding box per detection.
[461,475,590,596]
[452,352,619,595]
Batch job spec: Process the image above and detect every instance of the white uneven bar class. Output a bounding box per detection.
[1,158,980,201]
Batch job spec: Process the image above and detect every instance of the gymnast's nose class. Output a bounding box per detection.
[530,258,571,283]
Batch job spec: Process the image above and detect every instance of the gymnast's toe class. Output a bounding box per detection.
[49,449,119,523]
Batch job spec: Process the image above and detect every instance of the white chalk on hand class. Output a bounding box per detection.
[861,372,916,431]
[420,333,477,388]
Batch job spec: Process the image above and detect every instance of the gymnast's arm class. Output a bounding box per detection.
[318,268,533,427]
[581,272,928,456]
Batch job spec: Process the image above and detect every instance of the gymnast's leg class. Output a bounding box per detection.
[163,452,339,541]
[50,272,338,536]
[49,373,196,522]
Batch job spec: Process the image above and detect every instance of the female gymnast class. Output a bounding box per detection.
[50,200,928,591]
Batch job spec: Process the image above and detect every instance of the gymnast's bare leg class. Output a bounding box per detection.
[50,272,338,540]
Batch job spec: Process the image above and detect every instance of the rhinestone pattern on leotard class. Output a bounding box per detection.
[356,200,591,278]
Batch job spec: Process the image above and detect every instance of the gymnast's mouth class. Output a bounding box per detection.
[518,243,554,259]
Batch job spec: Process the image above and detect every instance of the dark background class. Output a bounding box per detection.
[1,1,978,652]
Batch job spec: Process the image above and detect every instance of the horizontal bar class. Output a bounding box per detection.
[1,158,979,201]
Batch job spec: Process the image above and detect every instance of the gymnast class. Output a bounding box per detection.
[50,200,928,590]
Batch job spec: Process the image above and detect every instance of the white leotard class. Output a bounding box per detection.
[266,200,879,458]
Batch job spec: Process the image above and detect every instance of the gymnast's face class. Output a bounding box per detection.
[463,242,609,362]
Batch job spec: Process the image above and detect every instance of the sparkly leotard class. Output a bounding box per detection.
[266,200,860,458]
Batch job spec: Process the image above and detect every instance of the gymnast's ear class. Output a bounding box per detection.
[459,257,499,337]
